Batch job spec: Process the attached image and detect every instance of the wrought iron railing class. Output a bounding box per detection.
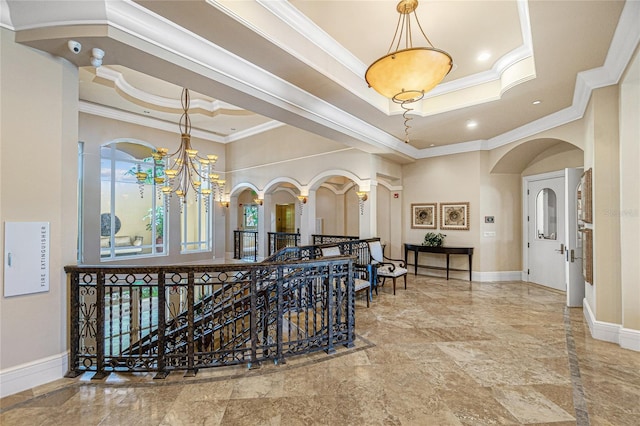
[233,230,258,261]
[64,259,356,379]
[268,238,377,264]
[312,234,360,245]
[265,238,379,291]
[268,232,300,256]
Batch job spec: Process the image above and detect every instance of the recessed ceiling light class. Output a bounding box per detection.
[477,51,491,62]
[466,120,478,129]
[532,100,542,105]
[430,144,435,147]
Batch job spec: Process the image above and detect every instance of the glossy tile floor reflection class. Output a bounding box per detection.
[2,275,639,425]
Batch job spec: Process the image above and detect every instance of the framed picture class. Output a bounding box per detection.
[580,168,593,224]
[411,203,437,229]
[440,202,470,230]
[582,228,593,284]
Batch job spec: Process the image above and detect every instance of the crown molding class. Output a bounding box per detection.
[80,101,222,143]
[8,0,639,160]
[419,0,640,158]
[95,65,245,114]
[80,100,288,144]
[250,0,535,118]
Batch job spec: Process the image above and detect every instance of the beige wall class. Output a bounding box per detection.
[619,49,640,330]
[591,86,622,324]
[0,30,78,374]
[522,146,584,177]
[583,98,596,309]
[479,152,522,273]
[316,187,340,235]
[402,152,483,276]
[225,125,362,191]
[376,185,392,252]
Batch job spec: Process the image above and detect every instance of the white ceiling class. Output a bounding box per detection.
[2,0,637,163]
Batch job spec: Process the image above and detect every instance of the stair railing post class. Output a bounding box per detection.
[155,269,168,379]
[275,265,285,364]
[65,269,81,378]
[326,261,335,354]
[249,268,259,369]
[92,271,107,380]
[185,271,197,377]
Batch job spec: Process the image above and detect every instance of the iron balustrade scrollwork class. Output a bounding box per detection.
[65,259,356,379]
[268,232,300,256]
[312,234,359,245]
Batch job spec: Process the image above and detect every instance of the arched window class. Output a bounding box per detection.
[100,141,165,258]
[535,188,558,240]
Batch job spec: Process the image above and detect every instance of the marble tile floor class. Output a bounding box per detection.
[2,275,639,425]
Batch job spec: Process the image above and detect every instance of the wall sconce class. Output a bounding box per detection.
[356,191,368,215]
[254,198,263,206]
[220,201,229,208]
[297,195,307,215]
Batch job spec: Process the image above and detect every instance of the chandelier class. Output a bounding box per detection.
[136,88,225,209]
[365,0,452,143]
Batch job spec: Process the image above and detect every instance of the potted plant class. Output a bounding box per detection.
[423,232,446,247]
[143,205,164,241]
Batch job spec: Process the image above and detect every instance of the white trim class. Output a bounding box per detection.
[472,271,523,282]
[415,269,520,282]
[619,328,640,352]
[416,0,640,157]
[584,299,620,343]
[253,0,535,117]
[0,351,69,398]
[583,298,639,352]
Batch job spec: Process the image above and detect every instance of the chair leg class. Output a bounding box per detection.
[403,274,407,290]
[393,277,396,295]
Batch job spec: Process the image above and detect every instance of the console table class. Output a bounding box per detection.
[404,244,474,281]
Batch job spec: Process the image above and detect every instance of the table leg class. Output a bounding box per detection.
[446,254,450,280]
[468,254,473,281]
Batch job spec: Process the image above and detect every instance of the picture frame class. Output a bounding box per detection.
[411,203,437,229]
[582,228,593,284]
[440,202,470,230]
[580,168,593,224]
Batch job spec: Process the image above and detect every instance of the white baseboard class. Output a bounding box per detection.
[472,271,522,282]
[619,327,640,351]
[0,351,68,398]
[583,298,640,352]
[415,267,521,282]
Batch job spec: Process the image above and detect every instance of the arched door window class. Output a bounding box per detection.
[535,188,558,240]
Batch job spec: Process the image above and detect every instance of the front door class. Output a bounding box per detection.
[565,168,585,306]
[527,175,566,291]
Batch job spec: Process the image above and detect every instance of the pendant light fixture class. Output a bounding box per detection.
[365,0,453,143]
